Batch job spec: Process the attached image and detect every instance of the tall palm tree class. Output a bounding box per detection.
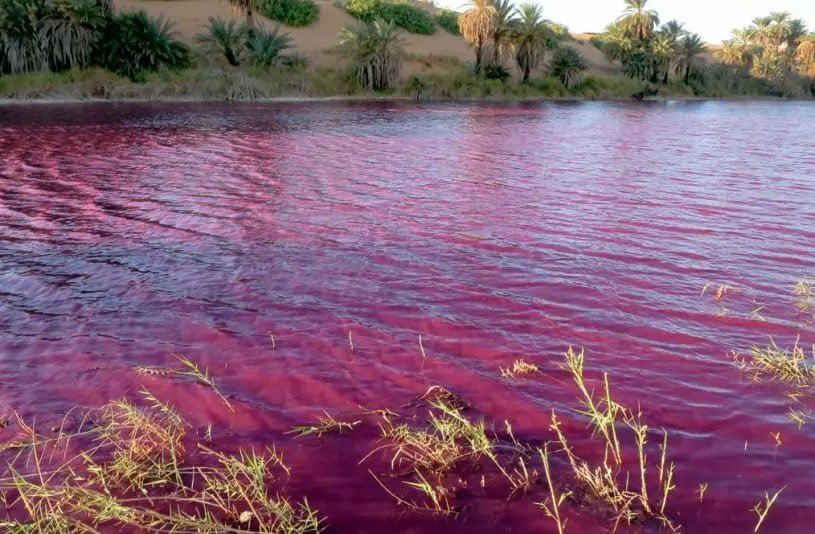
[488,0,517,66]
[781,18,808,92]
[617,0,659,42]
[660,19,685,40]
[512,3,552,82]
[651,32,675,83]
[797,35,815,76]
[228,0,261,31]
[675,32,705,84]
[751,15,774,77]
[458,0,497,74]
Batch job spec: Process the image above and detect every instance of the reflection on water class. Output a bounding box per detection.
[1,101,814,532]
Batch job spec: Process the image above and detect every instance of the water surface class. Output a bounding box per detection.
[1,101,814,532]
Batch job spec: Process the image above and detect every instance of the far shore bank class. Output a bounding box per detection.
[3,93,812,106]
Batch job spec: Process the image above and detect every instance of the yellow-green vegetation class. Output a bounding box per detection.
[136,354,234,412]
[1,346,794,532]
[0,389,323,532]
[499,358,540,378]
[719,14,815,96]
[260,0,319,28]
[344,0,436,35]
[733,338,814,385]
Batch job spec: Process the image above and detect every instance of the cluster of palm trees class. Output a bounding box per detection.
[594,0,705,85]
[0,0,190,80]
[718,13,814,88]
[458,0,577,83]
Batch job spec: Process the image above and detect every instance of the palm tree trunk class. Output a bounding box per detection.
[247,8,255,32]
[662,69,668,84]
[684,64,690,85]
[475,36,483,74]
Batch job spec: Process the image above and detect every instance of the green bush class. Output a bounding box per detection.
[246,23,293,68]
[548,46,587,89]
[100,11,190,81]
[345,0,435,35]
[435,8,459,35]
[260,0,319,28]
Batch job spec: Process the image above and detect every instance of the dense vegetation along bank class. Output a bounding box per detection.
[0,0,813,101]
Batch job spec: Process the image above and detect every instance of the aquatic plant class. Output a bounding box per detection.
[499,358,540,378]
[0,392,323,532]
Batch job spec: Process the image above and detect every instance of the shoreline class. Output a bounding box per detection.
[1,94,811,106]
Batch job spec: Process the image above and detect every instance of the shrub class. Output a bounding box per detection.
[435,8,459,35]
[195,16,247,66]
[100,11,190,81]
[41,0,113,71]
[345,0,435,35]
[483,63,509,82]
[0,0,47,74]
[548,45,587,89]
[260,0,319,28]
[246,23,293,68]
[339,19,404,90]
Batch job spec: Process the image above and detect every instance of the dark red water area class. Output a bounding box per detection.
[1,100,815,532]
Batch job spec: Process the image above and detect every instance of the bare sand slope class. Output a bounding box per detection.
[117,0,623,77]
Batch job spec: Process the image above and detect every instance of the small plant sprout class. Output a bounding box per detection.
[174,355,234,412]
[537,442,570,534]
[751,306,766,321]
[135,355,234,412]
[701,282,736,302]
[288,412,361,438]
[419,334,427,359]
[564,347,623,464]
[753,487,785,533]
[270,332,276,349]
[348,330,354,351]
[500,358,541,378]
[771,432,782,448]
[698,482,708,502]
[788,407,808,429]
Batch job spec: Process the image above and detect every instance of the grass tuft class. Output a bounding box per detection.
[500,359,541,378]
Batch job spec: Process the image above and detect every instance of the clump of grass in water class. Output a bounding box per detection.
[500,358,541,379]
[361,387,537,514]
[288,412,361,438]
[0,391,323,533]
[136,354,234,412]
[553,348,679,531]
[732,338,815,385]
[794,277,815,320]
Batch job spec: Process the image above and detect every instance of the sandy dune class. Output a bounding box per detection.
[116,0,642,77]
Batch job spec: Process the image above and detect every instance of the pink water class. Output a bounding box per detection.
[1,101,814,532]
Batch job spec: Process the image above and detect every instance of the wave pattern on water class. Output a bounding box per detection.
[1,101,815,532]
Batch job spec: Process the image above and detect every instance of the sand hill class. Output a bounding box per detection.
[117,0,712,78]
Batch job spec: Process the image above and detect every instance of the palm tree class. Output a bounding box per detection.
[228,0,262,31]
[617,0,659,41]
[512,3,552,82]
[797,35,815,76]
[458,0,497,74]
[751,15,774,77]
[339,19,404,91]
[40,0,112,71]
[549,46,586,88]
[651,32,675,83]
[196,16,248,66]
[660,19,685,40]
[675,32,705,84]
[488,0,516,66]
[781,18,807,92]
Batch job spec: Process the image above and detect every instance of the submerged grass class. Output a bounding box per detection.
[0,393,323,533]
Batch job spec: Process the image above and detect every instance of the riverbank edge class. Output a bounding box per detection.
[1,94,811,105]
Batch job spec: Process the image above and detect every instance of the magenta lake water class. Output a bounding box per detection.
[1,101,814,532]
